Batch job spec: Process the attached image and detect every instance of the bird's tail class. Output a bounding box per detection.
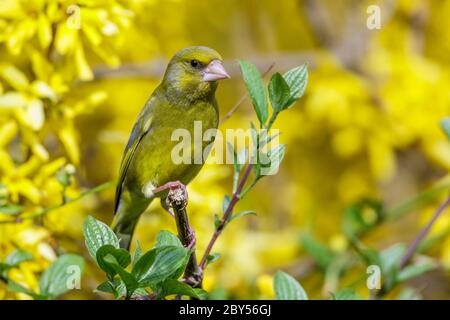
[111,192,152,251]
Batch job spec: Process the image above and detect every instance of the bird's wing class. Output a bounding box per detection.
[114,97,155,213]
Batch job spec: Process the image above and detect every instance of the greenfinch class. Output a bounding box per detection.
[111,46,230,250]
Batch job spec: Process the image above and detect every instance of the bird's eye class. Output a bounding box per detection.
[190,59,200,68]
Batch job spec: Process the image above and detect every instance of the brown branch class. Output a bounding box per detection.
[220,62,275,124]
[199,162,253,269]
[167,188,203,288]
[376,193,450,299]
[399,194,450,269]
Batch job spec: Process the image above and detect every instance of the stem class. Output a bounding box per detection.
[399,194,450,269]
[167,188,203,288]
[265,111,279,131]
[376,194,450,299]
[199,162,253,269]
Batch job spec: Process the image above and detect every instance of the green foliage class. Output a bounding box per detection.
[300,233,335,270]
[205,253,221,267]
[330,288,362,300]
[0,204,23,215]
[0,249,33,273]
[268,72,291,113]
[342,199,384,240]
[273,270,308,300]
[282,64,308,107]
[238,60,268,126]
[39,254,85,299]
[82,216,205,300]
[7,254,85,300]
[83,215,120,260]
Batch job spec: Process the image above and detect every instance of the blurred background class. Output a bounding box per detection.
[1,0,450,300]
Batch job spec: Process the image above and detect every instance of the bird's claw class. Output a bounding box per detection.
[154,180,188,207]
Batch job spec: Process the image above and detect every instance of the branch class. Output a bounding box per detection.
[199,162,253,269]
[399,194,450,269]
[375,193,450,299]
[167,188,203,288]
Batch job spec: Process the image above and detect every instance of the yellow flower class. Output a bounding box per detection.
[256,274,275,299]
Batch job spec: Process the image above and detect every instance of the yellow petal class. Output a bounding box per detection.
[0,63,29,90]
[0,120,18,147]
[22,99,45,130]
[30,50,52,81]
[368,138,396,182]
[0,92,27,109]
[37,14,52,49]
[54,23,77,55]
[58,124,80,164]
[74,43,93,81]
[30,80,56,101]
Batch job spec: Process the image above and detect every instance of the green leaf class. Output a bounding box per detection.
[301,233,335,270]
[341,199,383,240]
[103,256,138,298]
[95,281,115,294]
[205,253,221,266]
[227,142,243,174]
[83,215,119,261]
[0,204,23,215]
[96,245,131,279]
[330,288,362,300]
[268,72,291,113]
[228,210,256,222]
[155,230,182,248]
[7,281,44,300]
[380,243,406,276]
[273,271,308,300]
[260,144,286,175]
[39,254,85,299]
[132,241,143,268]
[214,213,221,229]
[283,64,308,108]
[5,250,33,267]
[222,195,231,214]
[96,246,137,298]
[440,118,450,140]
[132,246,189,288]
[397,262,435,283]
[56,168,71,187]
[157,279,208,300]
[238,60,268,125]
[396,287,422,300]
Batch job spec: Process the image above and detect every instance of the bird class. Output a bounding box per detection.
[111,46,230,250]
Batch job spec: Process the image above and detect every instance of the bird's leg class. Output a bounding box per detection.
[153,180,188,207]
[160,197,175,218]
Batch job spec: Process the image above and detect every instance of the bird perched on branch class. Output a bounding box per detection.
[111,46,230,250]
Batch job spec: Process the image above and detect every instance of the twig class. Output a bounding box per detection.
[220,63,275,124]
[167,188,203,288]
[199,162,253,269]
[375,193,450,299]
[399,194,450,269]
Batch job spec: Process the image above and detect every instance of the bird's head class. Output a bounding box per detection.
[162,46,230,103]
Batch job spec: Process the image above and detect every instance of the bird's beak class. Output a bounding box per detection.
[203,60,230,82]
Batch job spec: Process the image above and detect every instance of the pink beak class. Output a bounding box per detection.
[202,60,230,82]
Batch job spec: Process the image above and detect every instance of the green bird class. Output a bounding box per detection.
[111,46,230,250]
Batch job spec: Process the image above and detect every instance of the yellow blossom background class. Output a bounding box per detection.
[1,0,450,300]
